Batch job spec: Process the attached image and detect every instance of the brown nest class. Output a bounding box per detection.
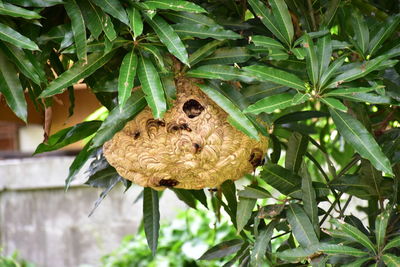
[103,77,268,190]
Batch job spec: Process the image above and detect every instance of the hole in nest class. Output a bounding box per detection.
[249,148,263,168]
[183,99,204,119]
[193,143,202,153]
[158,179,179,187]
[133,131,140,139]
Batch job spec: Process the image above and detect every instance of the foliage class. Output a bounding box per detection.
[1,0,400,265]
[0,250,35,267]
[101,208,237,267]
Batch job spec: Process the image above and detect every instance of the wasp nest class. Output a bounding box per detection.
[103,77,268,190]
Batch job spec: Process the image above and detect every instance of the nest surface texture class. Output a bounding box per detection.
[103,78,268,190]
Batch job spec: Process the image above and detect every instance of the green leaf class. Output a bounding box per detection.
[188,40,224,66]
[333,219,377,254]
[286,204,319,248]
[199,47,251,65]
[79,0,103,39]
[277,245,319,262]
[221,180,237,217]
[65,142,95,190]
[146,15,189,66]
[137,54,167,119]
[260,163,301,195]
[35,121,102,154]
[319,243,369,256]
[302,33,319,86]
[320,97,348,112]
[351,10,369,55]
[342,257,371,267]
[382,254,400,267]
[127,6,143,39]
[197,83,259,140]
[0,2,41,19]
[143,188,160,256]
[144,0,206,13]
[332,92,391,104]
[5,0,63,7]
[187,65,254,83]
[251,221,277,266]
[319,56,345,89]
[243,65,306,91]
[173,23,241,40]
[162,11,215,26]
[0,50,27,122]
[316,34,332,82]
[236,197,256,233]
[369,14,400,56]
[90,90,147,148]
[140,44,166,71]
[91,0,129,25]
[102,13,117,41]
[248,0,288,46]
[285,132,308,173]
[301,164,319,237]
[0,22,39,50]
[0,41,42,85]
[326,55,389,88]
[375,209,390,252]
[384,236,400,251]
[65,0,87,61]
[237,185,271,199]
[118,51,138,109]
[171,188,197,209]
[324,86,379,97]
[329,108,393,175]
[269,0,294,46]
[199,239,244,260]
[251,35,285,50]
[244,93,295,115]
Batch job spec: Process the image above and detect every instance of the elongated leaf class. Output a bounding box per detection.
[375,209,390,251]
[65,0,87,61]
[0,22,39,50]
[342,257,371,267]
[199,239,243,260]
[384,236,400,251]
[221,180,237,217]
[162,11,216,26]
[65,142,95,190]
[145,0,206,13]
[137,54,166,119]
[251,221,277,266]
[128,6,143,39]
[251,35,285,50]
[301,165,319,237]
[277,245,319,262]
[238,185,271,199]
[319,56,345,89]
[360,159,382,197]
[143,188,160,256]
[244,93,295,115]
[351,10,369,55]
[324,86,379,97]
[40,50,116,97]
[269,0,294,46]
[243,65,306,91]
[248,0,288,46]
[140,44,165,71]
[188,40,224,66]
[146,15,189,66]
[320,97,347,112]
[329,108,393,175]
[260,163,301,195]
[317,35,332,82]
[0,41,42,85]
[5,0,63,7]
[172,188,196,209]
[333,219,376,253]
[35,121,102,154]
[173,23,241,40]
[320,0,340,27]
[369,14,400,56]
[302,33,319,86]
[187,65,254,83]
[91,0,129,25]
[90,90,147,148]
[286,204,319,248]
[333,92,391,104]
[200,47,251,65]
[118,51,138,109]
[326,55,389,88]
[285,132,308,173]
[236,197,256,233]
[79,0,103,39]
[0,2,41,19]
[0,51,27,122]
[382,254,400,267]
[319,244,368,256]
[197,83,259,140]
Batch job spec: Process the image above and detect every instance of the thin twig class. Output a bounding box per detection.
[306,0,317,31]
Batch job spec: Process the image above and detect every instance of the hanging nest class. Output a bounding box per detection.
[103,77,268,190]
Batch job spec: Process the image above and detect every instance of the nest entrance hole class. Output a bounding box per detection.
[183,99,204,118]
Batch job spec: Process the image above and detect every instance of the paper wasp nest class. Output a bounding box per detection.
[103,78,268,190]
